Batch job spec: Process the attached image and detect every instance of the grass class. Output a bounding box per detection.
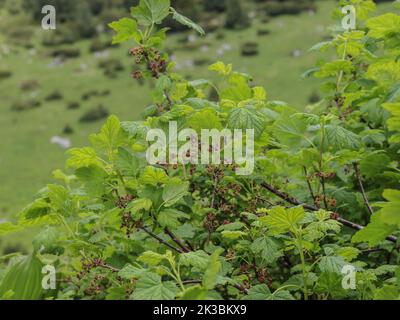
[0,0,394,252]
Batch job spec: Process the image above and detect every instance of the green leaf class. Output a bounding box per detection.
[140,166,169,186]
[385,102,400,142]
[373,265,398,276]
[67,147,101,169]
[162,179,189,207]
[360,152,391,179]
[131,0,171,26]
[273,111,308,148]
[242,285,294,300]
[75,165,108,197]
[0,254,43,300]
[378,189,400,228]
[220,73,253,102]
[366,13,400,39]
[242,284,271,300]
[303,211,341,241]
[366,61,400,87]
[318,256,347,274]
[272,290,295,300]
[175,223,196,239]
[115,147,140,176]
[309,41,331,52]
[352,216,397,247]
[324,125,361,151]
[170,8,205,36]
[208,61,232,76]
[0,222,22,237]
[178,285,208,300]
[202,249,222,290]
[314,60,354,78]
[139,186,163,209]
[108,18,141,44]
[315,272,347,299]
[158,209,189,229]
[121,121,149,139]
[170,83,188,101]
[188,108,223,132]
[227,107,265,138]
[250,237,282,264]
[126,198,152,216]
[221,230,247,240]
[147,27,169,47]
[20,198,51,220]
[253,86,267,100]
[131,272,178,300]
[180,251,210,270]
[47,184,70,215]
[216,222,245,232]
[387,83,400,103]
[336,247,360,262]
[106,287,128,300]
[260,206,305,235]
[118,265,147,279]
[374,285,399,300]
[90,115,127,160]
[138,251,166,266]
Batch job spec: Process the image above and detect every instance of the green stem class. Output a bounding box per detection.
[273,285,300,296]
[144,23,155,43]
[296,233,309,300]
[169,260,185,291]
[57,214,76,239]
[181,163,188,180]
[336,40,348,93]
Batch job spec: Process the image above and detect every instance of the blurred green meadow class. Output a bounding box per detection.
[0,0,393,252]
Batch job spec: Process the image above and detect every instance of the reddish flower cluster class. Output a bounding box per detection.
[115,194,135,209]
[315,195,337,208]
[129,46,167,80]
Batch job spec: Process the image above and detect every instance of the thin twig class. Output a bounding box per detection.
[185,240,195,251]
[164,227,191,253]
[210,177,218,209]
[361,248,387,254]
[353,163,374,216]
[98,263,120,273]
[140,226,183,253]
[303,166,316,206]
[252,257,260,281]
[164,90,173,109]
[261,182,398,244]
[320,176,329,210]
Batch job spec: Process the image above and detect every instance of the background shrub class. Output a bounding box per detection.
[11,99,41,112]
[50,48,81,59]
[226,0,250,29]
[0,70,12,80]
[79,105,109,122]
[67,102,81,110]
[45,90,63,102]
[19,80,40,92]
[241,41,259,56]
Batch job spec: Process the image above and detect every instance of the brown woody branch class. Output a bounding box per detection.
[261,182,398,244]
[140,226,183,253]
[164,227,192,253]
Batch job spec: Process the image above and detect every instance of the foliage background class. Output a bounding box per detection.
[0,0,343,253]
[0,0,399,301]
